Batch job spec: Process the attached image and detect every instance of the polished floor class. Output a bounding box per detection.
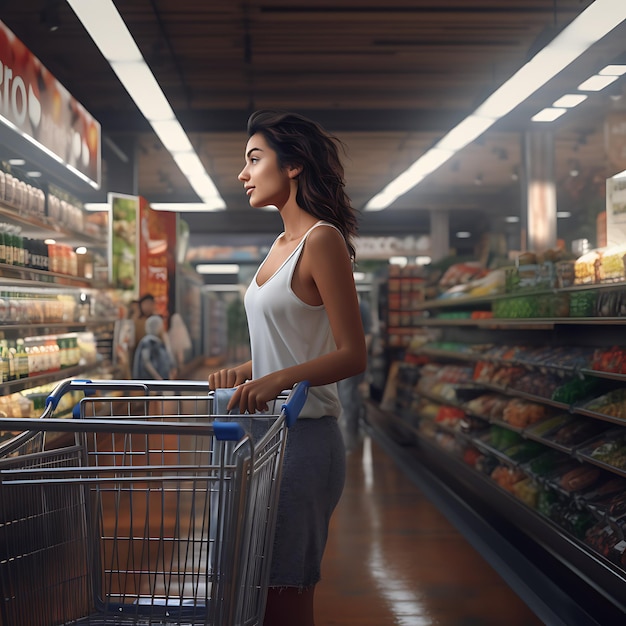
[315,435,544,626]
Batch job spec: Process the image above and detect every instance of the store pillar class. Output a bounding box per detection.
[522,130,557,252]
[430,209,450,261]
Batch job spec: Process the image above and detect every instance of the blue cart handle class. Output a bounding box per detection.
[282,381,309,427]
[46,379,151,411]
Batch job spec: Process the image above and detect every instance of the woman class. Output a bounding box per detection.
[208,110,366,626]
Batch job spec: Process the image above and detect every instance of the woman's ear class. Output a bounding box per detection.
[287,163,303,179]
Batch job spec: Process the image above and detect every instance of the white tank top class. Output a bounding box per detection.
[244,221,341,419]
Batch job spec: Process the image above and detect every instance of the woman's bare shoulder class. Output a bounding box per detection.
[306,222,347,251]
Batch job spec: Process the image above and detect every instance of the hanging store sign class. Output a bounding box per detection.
[606,173,626,247]
[138,197,177,320]
[0,20,101,188]
[109,193,139,293]
[605,112,626,174]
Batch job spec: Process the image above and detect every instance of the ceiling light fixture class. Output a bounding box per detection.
[66,0,226,210]
[599,64,626,76]
[195,264,240,275]
[578,74,620,91]
[531,107,568,122]
[364,0,626,211]
[553,94,588,108]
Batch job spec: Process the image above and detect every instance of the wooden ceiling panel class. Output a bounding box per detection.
[0,0,624,246]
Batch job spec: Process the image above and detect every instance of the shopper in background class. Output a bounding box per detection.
[338,294,373,451]
[208,110,366,626]
[134,293,156,348]
[132,314,176,381]
[168,312,193,372]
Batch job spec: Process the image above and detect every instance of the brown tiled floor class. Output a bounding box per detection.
[315,436,544,626]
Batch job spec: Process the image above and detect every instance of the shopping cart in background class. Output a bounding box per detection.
[0,379,309,626]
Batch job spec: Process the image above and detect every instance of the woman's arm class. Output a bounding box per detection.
[232,226,366,413]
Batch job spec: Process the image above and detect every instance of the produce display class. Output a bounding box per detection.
[387,255,626,594]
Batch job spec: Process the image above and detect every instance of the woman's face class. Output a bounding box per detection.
[238,132,291,208]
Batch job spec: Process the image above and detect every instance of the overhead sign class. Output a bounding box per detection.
[606,173,626,247]
[0,20,101,187]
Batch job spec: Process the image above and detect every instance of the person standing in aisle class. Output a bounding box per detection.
[134,293,156,348]
[338,294,373,451]
[208,110,366,626]
[132,314,176,381]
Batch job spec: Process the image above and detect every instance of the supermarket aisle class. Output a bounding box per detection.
[191,365,542,625]
[315,435,544,626]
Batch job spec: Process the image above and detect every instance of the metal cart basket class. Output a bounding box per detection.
[0,379,308,626]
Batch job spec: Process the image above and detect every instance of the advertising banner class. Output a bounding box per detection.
[0,20,101,187]
[605,112,626,175]
[138,197,177,320]
[109,193,139,293]
[606,173,626,247]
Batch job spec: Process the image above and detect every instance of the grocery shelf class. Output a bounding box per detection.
[579,368,626,383]
[0,363,102,396]
[0,203,106,248]
[412,316,626,329]
[0,262,104,288]
[412,281,626,313]
[0,318,117,333]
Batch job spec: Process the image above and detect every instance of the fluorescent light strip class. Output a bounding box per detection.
[531,107,568,122]
[365,0,626,211]
[599,64,626,76]
[578,74,620,91]
[196,264,240,275]
[66,0,226,209]
[553,94,588,108]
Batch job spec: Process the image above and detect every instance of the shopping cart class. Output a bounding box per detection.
[0,379,309,626]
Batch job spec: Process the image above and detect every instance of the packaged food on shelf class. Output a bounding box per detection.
[579,430,626,470]
[509,371,561,398]
[488,424,523,451]
[581,388,626,419]
[465,393,509,420]
[585,522,623,560]
[502,398,550,428]
[551,376,603,404]
[558,465,602,493]
[490,465,527,494]
[569,290,597,317]
[595,288,626,317]
[526,413,572,438]
[513,477,540,508]
[590,346,626,374]
[599,244,626,283]
[438,262,488,288]
[574,249,602,284]
[546,416,609,448]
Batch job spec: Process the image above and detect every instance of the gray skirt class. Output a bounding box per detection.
[269,415,346,588]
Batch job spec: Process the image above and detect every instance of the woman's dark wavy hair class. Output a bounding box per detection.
[247,109,358,260]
